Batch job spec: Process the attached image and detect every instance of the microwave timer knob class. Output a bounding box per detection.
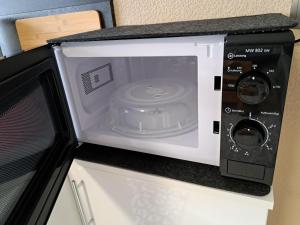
[232,119,267,149]
[237,72,271,105]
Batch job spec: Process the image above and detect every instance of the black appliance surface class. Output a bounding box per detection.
[49,13,297,44]
[76,144,270,196]
[220,31,294,184]
[0,47,76,225]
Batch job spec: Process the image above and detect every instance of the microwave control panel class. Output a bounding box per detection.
[220,31,294,185]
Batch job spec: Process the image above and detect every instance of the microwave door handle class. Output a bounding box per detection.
[70,179,91,225]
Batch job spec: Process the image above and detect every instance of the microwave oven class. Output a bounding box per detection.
[0,14,297,225]
[50,31,294,186]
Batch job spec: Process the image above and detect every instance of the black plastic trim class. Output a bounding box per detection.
[0,47,51,82]
[225,30,295,45]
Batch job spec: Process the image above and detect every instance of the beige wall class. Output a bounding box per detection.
[267,29,300,225]
[113,0,292,25]
[113,1,300,225]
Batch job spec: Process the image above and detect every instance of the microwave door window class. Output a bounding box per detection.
[0,81,55,225]
[0,47,77,225]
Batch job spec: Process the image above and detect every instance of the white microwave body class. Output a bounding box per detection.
[54,35,225,166]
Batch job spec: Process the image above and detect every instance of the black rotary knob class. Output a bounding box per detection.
[237,72,270,105]
[232,119,267,149]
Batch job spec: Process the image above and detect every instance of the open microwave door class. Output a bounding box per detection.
[0,46,77,225]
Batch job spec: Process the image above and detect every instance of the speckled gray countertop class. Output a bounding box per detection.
[77,144,271,196]
[49,13,297,44]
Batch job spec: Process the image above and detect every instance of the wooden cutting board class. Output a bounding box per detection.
[16,10,101,51]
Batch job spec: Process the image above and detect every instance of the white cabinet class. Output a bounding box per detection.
[48,159,273,225]
[47,177,82,225]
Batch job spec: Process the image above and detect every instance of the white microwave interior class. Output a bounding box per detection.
[54,35,224,165]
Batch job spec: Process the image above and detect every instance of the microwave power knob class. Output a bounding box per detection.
[237,72,270,105]
[232,119,267,149]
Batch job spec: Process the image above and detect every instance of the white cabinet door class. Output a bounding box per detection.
[68,159,273,225]
[47,178,82,225]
